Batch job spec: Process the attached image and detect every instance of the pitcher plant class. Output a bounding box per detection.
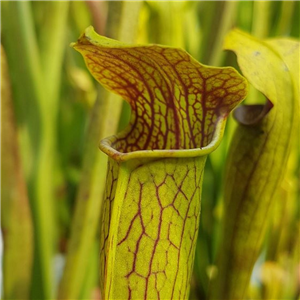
[209,29,299,300]
[72,26,247,299]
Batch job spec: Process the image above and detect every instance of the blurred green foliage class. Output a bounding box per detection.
[1,1,299,299]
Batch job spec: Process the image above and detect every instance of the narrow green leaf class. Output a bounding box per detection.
[73,27,247,299]
[1,46,34,300]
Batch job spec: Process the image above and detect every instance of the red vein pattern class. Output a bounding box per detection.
[73,28,247,300]
[101,157,205,299]
[75,39,247,153]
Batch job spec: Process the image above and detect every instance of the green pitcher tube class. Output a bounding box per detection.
[100,155,206,299]
[72,26,248,299]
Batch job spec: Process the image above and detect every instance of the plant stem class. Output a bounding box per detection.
[208,1,237,66]
[198,1,236,66]
[252,1,271,38]
[276,1,295,36]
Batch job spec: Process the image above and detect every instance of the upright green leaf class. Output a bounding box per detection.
[1,46,34,300]
[73,26,247,299]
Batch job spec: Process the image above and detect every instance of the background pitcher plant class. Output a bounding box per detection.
[209,30,299,300]
[72,26,248,299]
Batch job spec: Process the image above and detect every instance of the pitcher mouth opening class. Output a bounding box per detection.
[100,117,227,162]
[73,27,248,163]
